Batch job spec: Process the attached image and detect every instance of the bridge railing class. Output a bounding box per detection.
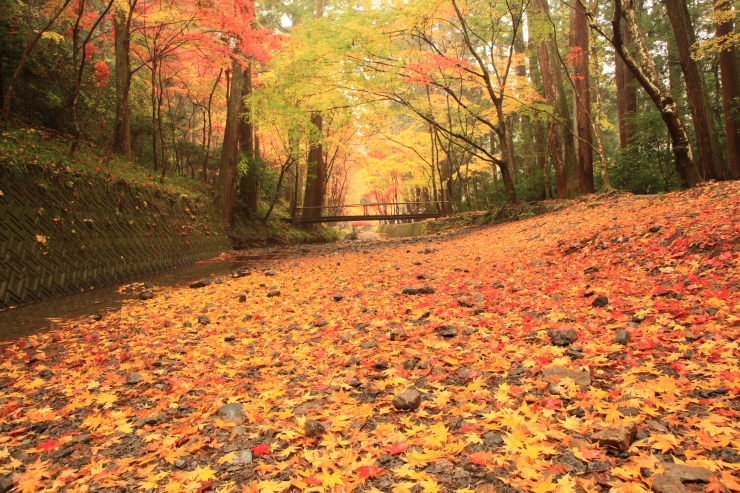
[295,201,448,219]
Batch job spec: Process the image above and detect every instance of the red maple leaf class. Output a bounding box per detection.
[387,441,408,455]
[306,476,322,486]
[355,465,384,478]
[37,438,59,452]
[251,443,270,457]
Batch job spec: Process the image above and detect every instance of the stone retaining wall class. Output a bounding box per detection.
[0,166,229,308]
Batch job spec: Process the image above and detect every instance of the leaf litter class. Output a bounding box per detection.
[1,181,740,493]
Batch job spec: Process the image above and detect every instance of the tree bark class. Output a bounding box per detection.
[535,0,578,198]
[112,8,132,156]
[302,113,325,219]
[599,0,703,188]
[713,0,740,178]
[239,61,259,217]
[217,58,244,228]
[615,17,636,148]
[570,0,595,193]
[665,0,723,180]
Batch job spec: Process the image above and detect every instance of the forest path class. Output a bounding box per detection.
[1,181,739,493]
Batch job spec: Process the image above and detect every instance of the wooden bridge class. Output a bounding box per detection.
[293,201,447,224]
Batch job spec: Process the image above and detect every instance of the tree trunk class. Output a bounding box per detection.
[535,0,578,198]
[570,0,595,193]
[302,113,325,219]
[528,16,549,198]
[615,17,636,148]
[713,0,740,178]
[217,58,244,228]
[589,28,610,189]
[665,0,723,180]
[113,9,131,156]
[239,61,259,217]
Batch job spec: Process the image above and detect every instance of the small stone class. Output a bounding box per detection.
[125,372,143,385]
[390,330,407,341]
[401,287,418,295]
[333,293,344,302]
[174,459,187,469]
[233,449,253,465]
[592,422,637,450]
[418,285,435,294]
[197,315,210,325]
[267,290,281,297]
[660,462,712,483]
[238,295,247,303]
[345,357,360,367]
[646,420,668,433]
[436,325,458,338]
[565,349,585,359]
[474,484,499,493]
[224,335,236,342]
[685,330,702,342]
[649,225,662,233]
[615,330,632,345]
[393,388,422,410]
[464,327,476,336]
[374,360,389,370]
[139,291,154,300]
[217,402,245,421]
[92,313,102,321]
[548,329,578,346]
[543,367,592,387]
[652,475,690,493]
[584,266,600,274]
[347,377,361,388]
[592,296,609,307]
[305,420,325,438]
[189,279,210,288]
[265,271,277,276]
[360,340,377,349]
[492,281,504,288]
[548,383,561,395]
[483,432,504,447]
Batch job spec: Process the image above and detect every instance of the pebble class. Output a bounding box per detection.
[125,372,143,385]
[548,328,578,346]
[615,330,631,345]
[591,295,609,307]
[374,360,389,370]
[651,474,689,493]
[542,367,592,387]
[217,402,245,422]
[332,293,344,302]
[267,290,281,297]
[392,388,421,410]
[174,459,187,469]
[304,420,325,438]
[189,279,210,288]
[233,449,253,465]
[592,422,637,450]
[139,291,154,300]
[198,316,210,325]
[436,325,458,338]
[660,462,713,482]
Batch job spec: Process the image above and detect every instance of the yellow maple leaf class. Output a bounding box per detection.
[96,392,118,405]
[218,452,237,465]
[256,480,291,493]
[531,478,558,493]
[190,465,217,482]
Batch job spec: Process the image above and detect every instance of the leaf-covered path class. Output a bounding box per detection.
[2,183,740,493]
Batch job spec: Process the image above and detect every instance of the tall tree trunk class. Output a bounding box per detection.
[202,68,222,181]
[239,61,259,217]
[665,0,723,180]
[302,113,325,219]
[570,0,595,193]
[513,13,535,176]
[713,0,740,178]
[112,8,132,156]
[535,0,578,198]
[615,17,636,148]
[600,0,703,188]
[217,59,244,228]
[528,17,549,198]
[589,28,610,189]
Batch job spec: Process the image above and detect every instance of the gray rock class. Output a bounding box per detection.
[661,462,712,483]
[174,459,187,469]
[615,330,632,345]
[652,475,690,493]
[360,341,377,349]
[542,367,592,387]
[190,279,210,288]
[483,432,503,447]
[549,329,578,346]
[436,325,458,338]
[374,360,389,370]
[332,293,344,302]
[233,449,253,465]
[238,295,247,303]
[305,420,325,438]
[646,420,668,433]
[125,372,143,384]
[217,402,245,421]
[592,422,637,450]
[685,330,703,342]
[393,388,422,410]
[592,295,609,307]
[139,291,154,300]
[418,285,435,294]
[198,315,210,325]
[401,287,418,295]
[347,377,361,388]
[267,290,281,297]
[556,452,586,473]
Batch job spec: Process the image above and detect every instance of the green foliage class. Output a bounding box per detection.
[610,112,679,194]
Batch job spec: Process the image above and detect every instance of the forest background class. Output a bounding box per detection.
[1,0,740,228]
